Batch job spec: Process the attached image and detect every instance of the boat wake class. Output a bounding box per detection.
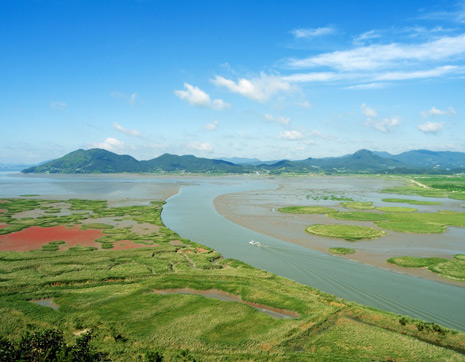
[249,239,266,247]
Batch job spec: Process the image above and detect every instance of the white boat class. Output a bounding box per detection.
[249,240,261,246]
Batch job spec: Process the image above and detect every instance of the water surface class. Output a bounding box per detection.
[162,180,465,332]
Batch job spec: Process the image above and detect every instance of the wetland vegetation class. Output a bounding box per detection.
[1,196,465,360]
[381,198,442,205]
[306,224,386,241]
[278,206,338,214]
[328,247,356,255]
[278,175,465,284]
[388,255,465,282]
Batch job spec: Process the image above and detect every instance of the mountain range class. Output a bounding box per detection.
[21,148,465,174]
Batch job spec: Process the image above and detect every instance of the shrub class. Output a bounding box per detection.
[1,329,109,362]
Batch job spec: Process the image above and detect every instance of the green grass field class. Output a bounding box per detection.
[278,206,338,214]
[387,256,449,268]
[382,175,465,201]
[1,198,465,361]
[341,201,375,210]
[381,198,442,205]
[328,247,355,254]
[306,224,386,241]
[329,208,465,234]
[376,206,418,213]
[387,255,465,282]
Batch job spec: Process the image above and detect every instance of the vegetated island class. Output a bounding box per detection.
[21,147,465,174]
[212,174,465,285]
[1,197,465,361]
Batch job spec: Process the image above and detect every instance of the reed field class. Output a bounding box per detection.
[1,197,465,360]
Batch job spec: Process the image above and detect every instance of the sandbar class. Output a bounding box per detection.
[214,177,465,287]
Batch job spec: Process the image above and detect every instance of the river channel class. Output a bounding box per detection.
[1,173,465,332]
[161,178,465,332]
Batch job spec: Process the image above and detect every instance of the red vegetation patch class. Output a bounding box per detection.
[0,225,104,251]
[0,225,8,230]
[0,209,7,213]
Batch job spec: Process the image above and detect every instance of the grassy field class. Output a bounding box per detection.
[328,247,355,255]
[278,206,338,214]
[329,208,464,234]
[382,175,465,201]
[381,198,442,205]
[340,201,374,210]
[387,256,450,268]
[280,196,464,237]
[1,198,465,361]
[306,224,386,241]
[376,206,418,213]
[388,255,465,282]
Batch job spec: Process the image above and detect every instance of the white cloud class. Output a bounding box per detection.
[403,26,454,39]
[361,103,377,117]
[174,84,210,107]
[264,114,290,125]
[362,101,399,133]
[212,73,292,102]
[187,141,213,152]
[345,83,389,90]
[417,4,465,24]
[420,106,456,117]
[353,30,382,45]
[365,117,400,133]
[113,122,141,136]
[211,99,230,110]
[281,65,464,86]
[374,65,462,81]
[205,120,218,130]
[174,83,230,110]
[291,26,335,39]
[279,130,304,140]
[50,101,67,110]
[111,92,138,106]
[282,72,339,83]
[287,34,465,71]
[418,121,444,133]
[93,137,125,152]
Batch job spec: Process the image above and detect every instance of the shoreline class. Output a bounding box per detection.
[214,191,465,288]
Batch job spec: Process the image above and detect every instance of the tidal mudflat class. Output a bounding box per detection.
[214,176,465,286]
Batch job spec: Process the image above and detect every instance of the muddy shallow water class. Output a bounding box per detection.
[214,176,465,286]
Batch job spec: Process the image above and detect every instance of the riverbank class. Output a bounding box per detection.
[214,178,465,288]
[2,193,465,361]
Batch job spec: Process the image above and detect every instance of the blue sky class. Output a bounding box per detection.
[1,0,465,163]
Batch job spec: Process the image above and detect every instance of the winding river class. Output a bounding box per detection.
[162,179,465,332]
[1,173,465,332]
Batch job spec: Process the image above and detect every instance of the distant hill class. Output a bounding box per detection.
[390,150,465,170]
[0,163,37,172]
[22,149,244,174]
[257,149,409,174]
[22,149,142,174]
[140,153,243,173]
[218,157,262,165]
[21,148,465,174]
